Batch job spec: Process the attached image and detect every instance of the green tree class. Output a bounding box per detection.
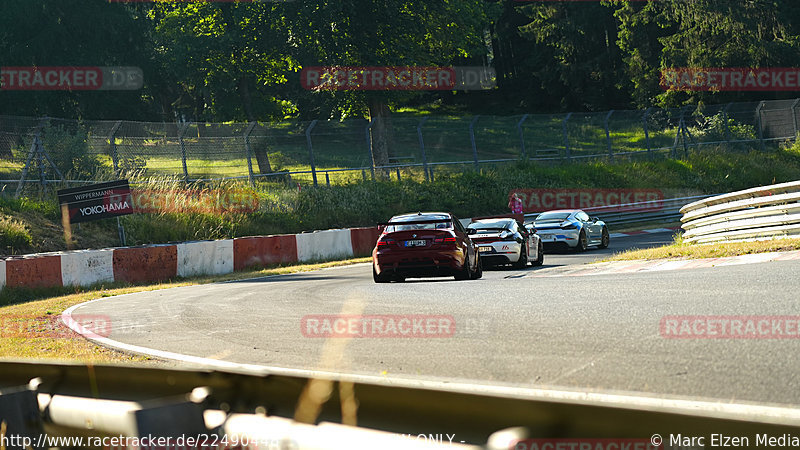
[615,0,800,107]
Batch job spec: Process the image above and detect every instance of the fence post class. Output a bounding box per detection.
[109,121,122,174]
[672,108,686,159]
[516,114,529,159]
[178,122,190,183]
[562,113,572,161]
[642,108,652,157]
[756,101,766,152]
[470,115,480,171]
[791,98,800,140]
[723,103,733,144]
[243,121,257,187]
[365,119,376,180]
[417,117,430,181]
[605,110,614,160]
[305,120,318,186]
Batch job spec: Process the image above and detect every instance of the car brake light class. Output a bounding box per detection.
[444,237,456,243]
[434,236,456,244]
[377,238,395,247]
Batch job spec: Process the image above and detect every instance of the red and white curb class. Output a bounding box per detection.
[608,227,680,239]
[528,250,800,278]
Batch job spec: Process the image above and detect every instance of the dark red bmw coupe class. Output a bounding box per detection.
[372,212,482,283]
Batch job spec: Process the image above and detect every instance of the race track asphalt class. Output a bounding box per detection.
[72,232,800,407]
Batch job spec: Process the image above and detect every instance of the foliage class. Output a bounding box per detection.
[0,216,33,254]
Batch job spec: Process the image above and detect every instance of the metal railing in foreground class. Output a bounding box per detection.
[1,360,800,449]
[681,181,800,244]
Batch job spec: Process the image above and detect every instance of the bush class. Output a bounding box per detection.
[0,216,33,254]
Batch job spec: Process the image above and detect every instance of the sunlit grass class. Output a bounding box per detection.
[605,236,800,261]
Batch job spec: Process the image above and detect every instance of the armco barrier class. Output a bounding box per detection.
[681,180,800,243]
[60,249,115,287]
[177,240,234,278]
[112,245,178,284]
[296,229,354,262]
[233,235,298,271]
[350,227,380,256]
[4,254,62,289]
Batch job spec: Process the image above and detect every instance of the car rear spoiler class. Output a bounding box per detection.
[377,219,453,229]
[470,214,525,225]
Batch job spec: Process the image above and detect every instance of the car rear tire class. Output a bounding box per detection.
[512,244,528,269]
[576,230,588,252]
[533,241,544,266]
[454,254,472,281]
[599,227,610,249]
[470,255,483,280]
[373,265,391,283]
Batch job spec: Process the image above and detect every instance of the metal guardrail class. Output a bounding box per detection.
[681,181,800,244]
[523,195,714,228]
[3,360,800,450]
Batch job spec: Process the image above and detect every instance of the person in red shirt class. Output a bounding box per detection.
[508,192,524,215]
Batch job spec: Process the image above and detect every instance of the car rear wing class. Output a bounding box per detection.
[377,219,453,227]
[377,219,454,232]
[470,214,525,226]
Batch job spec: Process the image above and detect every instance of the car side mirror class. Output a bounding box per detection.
[377,224,385,233]
[591,217,600,223]
[467,228,477,235]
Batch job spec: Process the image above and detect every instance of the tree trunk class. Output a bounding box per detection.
[367,97,393,175]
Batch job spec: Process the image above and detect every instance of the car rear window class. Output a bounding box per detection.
[468,219,513,231]
[385,215,452,232]
[535,212,570,221]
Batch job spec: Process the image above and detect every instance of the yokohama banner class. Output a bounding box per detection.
[58,180,134,223]
[510,189,664,213]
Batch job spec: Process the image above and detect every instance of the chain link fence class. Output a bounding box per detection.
[1,98,798,192]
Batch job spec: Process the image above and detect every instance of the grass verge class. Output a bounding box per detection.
[605,237,800,261]
[0,257,371,363]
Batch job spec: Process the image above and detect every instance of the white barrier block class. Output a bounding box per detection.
[0,259,6,291]
[61,249,115,287]
[295,229,354,262]
[177,240,234,277]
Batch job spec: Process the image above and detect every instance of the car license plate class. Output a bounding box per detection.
[540,234,555,241]
[404,239,426,247]
[479,246,493,253]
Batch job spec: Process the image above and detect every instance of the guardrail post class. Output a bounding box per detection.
[470,115,480,171]
[108,120,122,174]
[642,108,652,158]
[516,114,529,159]
[562,112,572,161]
[605,110,614,160]
[791,98,800,140]
[243,121,256,187]
[417,117,430,181]
[179,122,190,183]
[723,103,733,144]
[756,101,766,152]
[365,119,376,180]
[305,120,318,186]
